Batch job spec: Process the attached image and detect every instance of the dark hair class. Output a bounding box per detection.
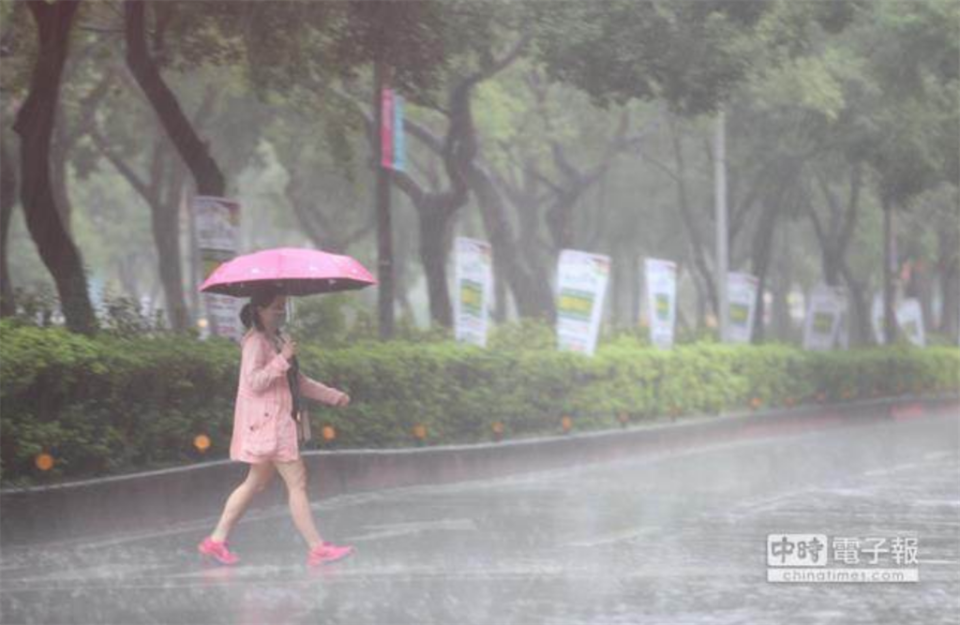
[239,287,280,331]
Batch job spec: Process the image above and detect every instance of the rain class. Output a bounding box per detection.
[1,1,958,624]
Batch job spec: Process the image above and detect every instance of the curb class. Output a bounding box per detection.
[1,395,957,546]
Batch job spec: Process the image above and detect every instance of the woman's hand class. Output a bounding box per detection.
[335,392,351,407]
[281,340,297,362]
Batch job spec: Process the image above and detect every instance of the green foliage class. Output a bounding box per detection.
[532,0,770,114]
[0,321,238,486]
[2,321,956,486]
[287,294,351,347]
[488,319,556,351]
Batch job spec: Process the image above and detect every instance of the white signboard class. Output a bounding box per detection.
[897,298,926,347]
[644,258,677,349]
[872,293,926,347]
[195,196,240,253]
[556,249,611,356]
[453,237,493,347]
[803,284,844,351]
[725,272,759,344]
[194,196,241,341]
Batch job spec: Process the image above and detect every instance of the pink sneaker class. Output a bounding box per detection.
[307,542,354,566]
[198,537,239,565]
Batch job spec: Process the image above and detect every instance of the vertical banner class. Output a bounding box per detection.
[556,249,611,355]
[644,258,677,349]
[194,196,241,342]
[871,294,926,347]
[453,237,493,347]
[380,89,405,171]
[725,272,758,343]
[897,298,926,347]
[803,284,844,350]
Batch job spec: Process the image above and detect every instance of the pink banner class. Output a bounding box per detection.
[381,89,394,169]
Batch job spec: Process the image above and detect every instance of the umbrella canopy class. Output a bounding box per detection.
[199,247,377,297]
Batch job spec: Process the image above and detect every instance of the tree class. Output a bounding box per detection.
[530,1,879,341]
[531,1,769,115]
[13,0,97,334]
[464,68,656,322]
[124,1,225,197]
[274,120,374,255]
[0,1,26,317]
[0,132,16,317]
[824,0,960,343]
[89,80,210,332]
[191,0,452,333]
[387,36,526,327]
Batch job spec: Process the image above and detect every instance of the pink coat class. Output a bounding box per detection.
[229,329,346,464]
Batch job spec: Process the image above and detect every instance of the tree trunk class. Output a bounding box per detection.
[124,1,224,197]
[910,260,935,337]
[92,125,192,332]
[152,205,188,331]
[882,195,898,344]
[1,137,17,317]
[154,150,190,332]
[938,222,960,338]
[838,261,870,346]
[669,118,718,318]
[750,201,780,343]
[418,204,455,328]
[185,188,200,320]
[465,161,555,321]
[941,266,959,340]
[492,254,508,323]
[13,0,96,334]
[769,225,792,341]
[50,121,74,237]
[691,259,707,330]
[609,244,622,328]
[627,249,640,328]
[516,177,558,322]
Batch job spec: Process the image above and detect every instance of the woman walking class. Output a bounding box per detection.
[198,288,353,567]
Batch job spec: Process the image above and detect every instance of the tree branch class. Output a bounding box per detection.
[90,125,153,202]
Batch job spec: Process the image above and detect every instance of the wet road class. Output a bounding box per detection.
[2,411,958,625]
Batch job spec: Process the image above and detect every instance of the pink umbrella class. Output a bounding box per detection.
[199,247,377,297]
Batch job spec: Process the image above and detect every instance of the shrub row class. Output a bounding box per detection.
[1,321,957,486]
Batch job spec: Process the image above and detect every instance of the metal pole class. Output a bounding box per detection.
[715,109,729,342]
[374,58,394,340]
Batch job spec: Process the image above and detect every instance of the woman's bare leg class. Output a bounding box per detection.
[275,459,323,549]
[210,462,275,542]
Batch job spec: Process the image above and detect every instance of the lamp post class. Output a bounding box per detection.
[715,108,729,342]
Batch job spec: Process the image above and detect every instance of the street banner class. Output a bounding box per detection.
[644,258,677,349]
[556,249,611,355]
[453,237,493,347]
[725,272,758,344]
[194,196,241,341]
[380,89,405,171]
[897,298,926,347]
[803,284,844,350]
[871,293,927,347]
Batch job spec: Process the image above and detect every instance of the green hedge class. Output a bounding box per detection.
[1,320,958,486]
